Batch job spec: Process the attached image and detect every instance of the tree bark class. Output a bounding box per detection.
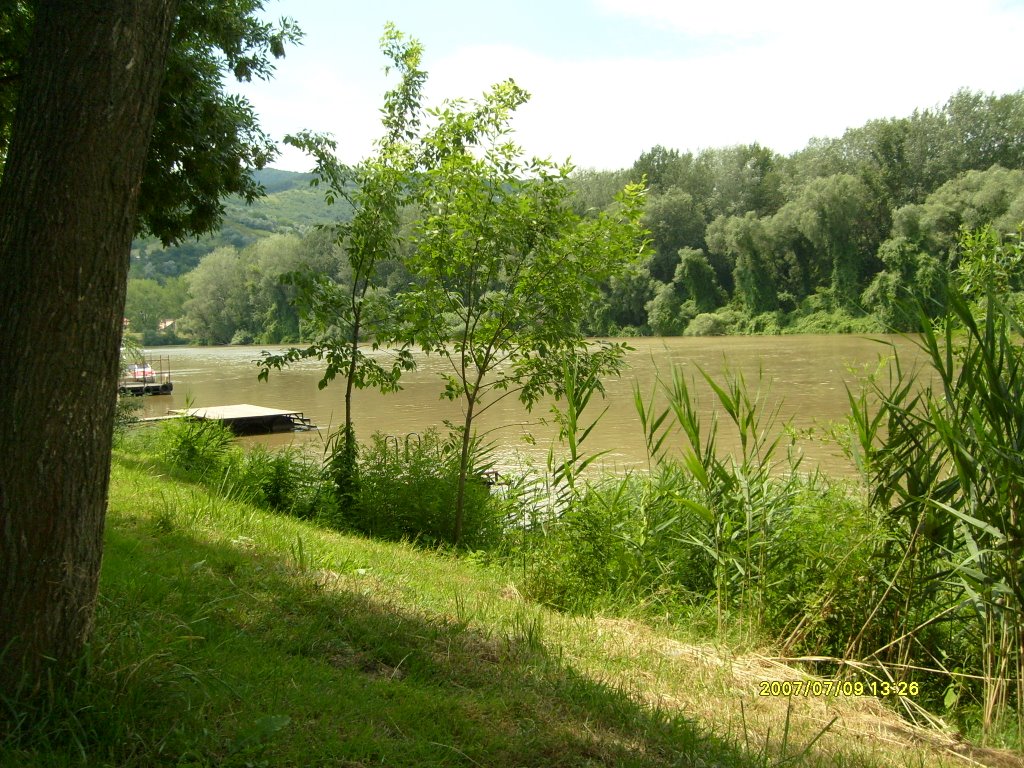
[0,0,178,694]
[454,395,477,545]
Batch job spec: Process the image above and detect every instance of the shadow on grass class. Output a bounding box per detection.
[3,493,807,768]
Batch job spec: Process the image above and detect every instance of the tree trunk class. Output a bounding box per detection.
[453,396,476,546]
[0,1,178,695]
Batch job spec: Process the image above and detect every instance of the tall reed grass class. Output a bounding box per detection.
[509,360,886,649]
[850,283,1024,744]
[504,298,1023,744]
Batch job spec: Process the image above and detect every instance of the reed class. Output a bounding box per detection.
[850,281,1024,744]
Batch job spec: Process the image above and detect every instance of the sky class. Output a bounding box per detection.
[233,0,1024,173]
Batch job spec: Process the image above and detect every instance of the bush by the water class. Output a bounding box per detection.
[350,429,503,550]
[157,413,234,477]
[223,443,336,521]
[137,418,338,522]
[145,419,505,549]
[513,465,887,655]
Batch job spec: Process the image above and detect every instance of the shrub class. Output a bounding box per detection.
[159,416,234,478]
[515,466,716,614]
[851,281,1024,741]
[224,444,336,521]
[352,429,501,549]
[509,362,893,653]
[682,308,748,336]
[784,308,880,334]
[683,313,725,336]
[744,311,786,335]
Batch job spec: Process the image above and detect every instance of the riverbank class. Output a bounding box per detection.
[0,455,1002,767]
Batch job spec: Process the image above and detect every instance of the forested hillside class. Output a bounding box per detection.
[129,167,351,280]
[127,89,1024,344]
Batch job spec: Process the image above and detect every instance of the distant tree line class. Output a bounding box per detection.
[128,89,1024,343]
[591,89,1024,335]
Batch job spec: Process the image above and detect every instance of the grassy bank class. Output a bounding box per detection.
[0,455,1012,767]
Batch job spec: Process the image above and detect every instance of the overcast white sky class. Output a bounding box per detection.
[233,0,1024,173]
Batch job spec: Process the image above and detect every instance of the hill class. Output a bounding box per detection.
[130,167,353,280]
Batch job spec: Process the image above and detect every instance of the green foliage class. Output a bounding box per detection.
[125,86,1024,342]
[765,483,890,654]
[159,416,235,478]
[143,418,339,522]
[742,311,786,335]
[588,257,656,334]
[518,470,699,613]
[124,276,187,336]
[675,247,726,313]
[783,307,880,335]
[351,430,501,549]
[683,308,747,336]
[403,76,647,542]
[179,230,344,344]
[508,362,891,662]
[133,82,1024,341]
[181,246,254,344]
[564,167,632,216]
[684,312,728,336]
[646,248,728,336]
[130,170,352,280]
[703,143,785,219]
[137,1,303,245]
[614,93,1024,335]
[643,186,707,281]
[645,281,687,336]
[787,174,876,309]
[861,236,948,330]
[955,224,1024,301]
[257,26,425,496]
[845,232,1024,740]
[651,366,801,629]
[223,444,337,521]
[888,166,1024,259]
[707,213,778,313]
[791,90,1024,207]
[500,353,1019,740]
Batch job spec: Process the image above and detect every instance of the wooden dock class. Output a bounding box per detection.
[167,404,317,435]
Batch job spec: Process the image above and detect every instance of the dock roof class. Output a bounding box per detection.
[170,404,303,420]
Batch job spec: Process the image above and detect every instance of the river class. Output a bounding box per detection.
[137,335,924,477]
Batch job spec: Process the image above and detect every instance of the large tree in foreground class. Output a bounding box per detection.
[0,1,179,694]
[0,1,298,698]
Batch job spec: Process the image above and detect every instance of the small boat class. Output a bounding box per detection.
[127,363,155,381]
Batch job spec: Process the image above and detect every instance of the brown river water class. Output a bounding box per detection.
[138,335,925,477]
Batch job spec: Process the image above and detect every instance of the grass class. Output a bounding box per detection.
[2,455,1011,767]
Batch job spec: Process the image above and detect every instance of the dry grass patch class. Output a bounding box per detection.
[550,616,1023,768]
